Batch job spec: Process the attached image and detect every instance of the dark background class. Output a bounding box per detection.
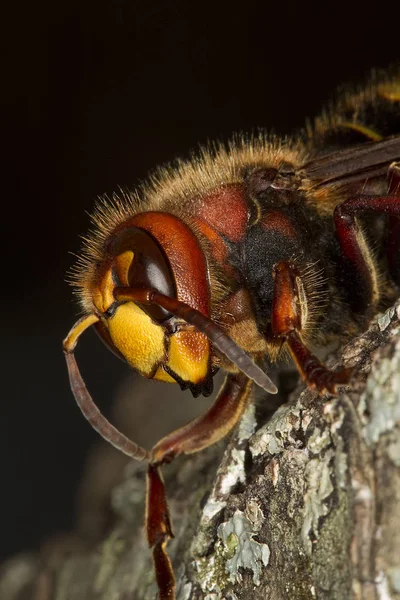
[2,0,399,563]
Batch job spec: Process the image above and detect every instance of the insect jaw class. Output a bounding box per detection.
[162,364,215,398]
[91,277,211,386]
[113,287,278,394]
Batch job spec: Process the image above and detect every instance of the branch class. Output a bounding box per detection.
[1,301,400,600]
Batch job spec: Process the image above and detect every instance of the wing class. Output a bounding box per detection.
[302,135,400,190]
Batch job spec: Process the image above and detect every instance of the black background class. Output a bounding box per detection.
[2,0,399,562]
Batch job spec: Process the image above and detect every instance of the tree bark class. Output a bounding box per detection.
[1,300,400,600]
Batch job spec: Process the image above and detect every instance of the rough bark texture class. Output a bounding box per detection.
[1,301,400,600]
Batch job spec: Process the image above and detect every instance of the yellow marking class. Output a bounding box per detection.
[92,267,115,313]
[115,251,134,286]
[63,314,99,352]
[154,330,210,384]
[296,275,308,330]
[340,121,383,141]
[378,82,400,101]
[108,303,166,376]
[92,253,134,314]
[250,197,262,226]
[154,367,176,383]
[354,223,380,307]
[166,331,209,384]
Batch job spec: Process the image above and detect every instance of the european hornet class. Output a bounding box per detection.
[64,69,400,599]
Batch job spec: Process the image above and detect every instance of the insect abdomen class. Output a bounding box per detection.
[310,70,400,151]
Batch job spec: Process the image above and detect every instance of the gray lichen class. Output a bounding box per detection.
[361,328,400,446]
[301,450,335,556]
[249,401,303,457]
[194,506,271,596]
[218,510,270,585]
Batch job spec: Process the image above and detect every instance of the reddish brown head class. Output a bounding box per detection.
[87,211,214,395]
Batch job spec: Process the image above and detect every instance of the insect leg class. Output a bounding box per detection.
[271,261,351,393]
[387,162,400,285]
[333,174,400,315]
[146,373,253,600]
[146,464,175,600]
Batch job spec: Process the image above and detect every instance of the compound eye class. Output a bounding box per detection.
[110,227,176,322]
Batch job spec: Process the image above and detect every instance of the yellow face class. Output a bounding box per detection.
[107,301,167,377]
[91,254,210,386]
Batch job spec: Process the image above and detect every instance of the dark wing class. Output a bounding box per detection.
[302,135,400,189]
